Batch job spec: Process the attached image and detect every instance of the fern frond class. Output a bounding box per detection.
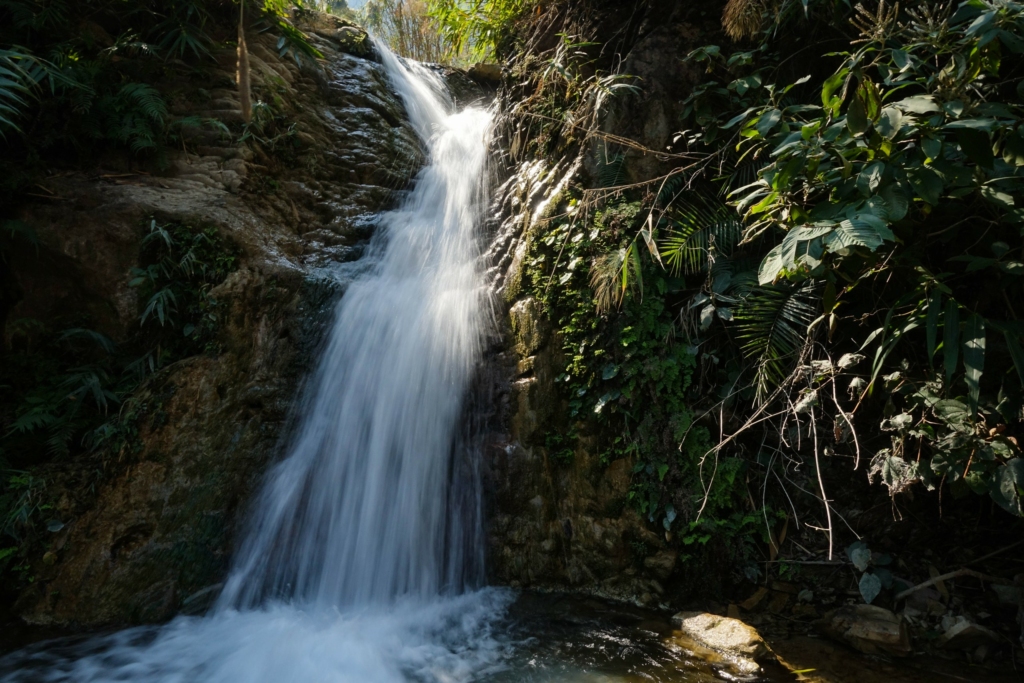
[734,281,819,402]
[659,193,743,275]
[118,83,168,123]
[596,150,626,188]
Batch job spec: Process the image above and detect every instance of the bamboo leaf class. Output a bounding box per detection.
[1004,329,1024,385]
[944,300,960,385]
[962,314,985,415]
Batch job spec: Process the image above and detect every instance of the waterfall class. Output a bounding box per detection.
[0,47,511,683]
[218,47,492,611]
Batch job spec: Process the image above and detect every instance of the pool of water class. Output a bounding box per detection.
[0,591,791,683]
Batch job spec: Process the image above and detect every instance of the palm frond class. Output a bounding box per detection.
[659,192,743,275]
[655,173,686,206]
[734,281,820,402]
[0,48,35,136]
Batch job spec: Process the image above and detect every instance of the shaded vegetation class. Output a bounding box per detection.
[0,218,237,584]
[499,0,1024,603]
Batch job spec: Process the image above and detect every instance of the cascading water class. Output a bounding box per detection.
[219,46,492,612]
[0,47,513,683]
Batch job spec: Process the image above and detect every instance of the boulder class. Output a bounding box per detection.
[669,612,770,676]
[643,550,677,580]
[467,62,502,84]
[938,619,1001,650]
[671,611,770,658]
[821,605,912,657]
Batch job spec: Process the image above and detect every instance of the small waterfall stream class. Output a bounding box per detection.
[0,47,513,683]
[219,47,492,611]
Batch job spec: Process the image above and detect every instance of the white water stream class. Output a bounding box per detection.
[0,48,513,683]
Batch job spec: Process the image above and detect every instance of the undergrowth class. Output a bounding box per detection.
[0,218,237,588]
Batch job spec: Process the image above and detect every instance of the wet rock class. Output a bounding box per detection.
[316,25,371,57]
[643,550,677,580]
[467,63,502,84]
[509,297,548,357]
[671,611,770,659]
[938,618,1000,650]
[821,604,912,657]
[669,612,770,676]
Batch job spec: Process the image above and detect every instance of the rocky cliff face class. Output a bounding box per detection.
[8,17,427,627]
[483,2,725,607]
[486,296,680,606]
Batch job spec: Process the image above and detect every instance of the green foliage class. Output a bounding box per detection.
[427,0,531,62]
[0,218,237,586]
[659,0,1024,514]
[0,0,323,184]
[0,48,35,135]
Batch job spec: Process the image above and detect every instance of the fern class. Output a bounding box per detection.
[595,150,626,188]
[659,193,743,275]
[734,281,819,402]
[118,83,167,123]
[110,83,168,152]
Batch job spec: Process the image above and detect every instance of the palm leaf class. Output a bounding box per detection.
[659,193,743,275]
[734,281,820,402]
[0,48,35,136]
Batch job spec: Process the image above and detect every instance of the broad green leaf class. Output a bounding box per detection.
[822,69,848,110]
[758,244,786,285]
[857,162,885,195]
[945,118,1000,131]
[944,300,960,385]
[962,314,985,415]
[894,95,940,114]
[1001,129,1024,166]
[966,10,997,37]
[922,137,942,161]
[822,218,887,254]
[879,183,909,221]
[980,185,1014,208]
[859,572,882,604]
[859,78,881,121]
[847,93,868,134]
[990,459,1024,515]
[908,166,944,205]
[876,107,903,139]
[933,399,971,430]
[756,108,782,137]
[849,545,871,571]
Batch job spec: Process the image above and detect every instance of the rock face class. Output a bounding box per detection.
[9,19,424,627]
[484,4,728,606]
[486,295,673,604]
